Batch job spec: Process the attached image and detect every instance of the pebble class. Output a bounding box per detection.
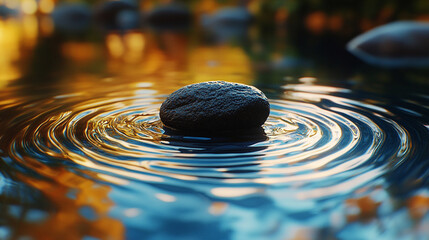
[347,21,429,67]
[160,81,270,133]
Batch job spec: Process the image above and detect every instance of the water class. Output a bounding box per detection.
[2,74,429,239]
[1,7,429,240]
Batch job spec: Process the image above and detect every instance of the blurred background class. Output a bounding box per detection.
[1,0,428,92]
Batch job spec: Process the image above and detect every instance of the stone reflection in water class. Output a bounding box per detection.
[163,127,268,155]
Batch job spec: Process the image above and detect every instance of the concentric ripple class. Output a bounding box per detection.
[1,82,427,200]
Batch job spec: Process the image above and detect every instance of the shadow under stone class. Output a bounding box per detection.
[162,126,268,154]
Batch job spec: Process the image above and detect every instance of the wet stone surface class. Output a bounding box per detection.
[160,81,270,133]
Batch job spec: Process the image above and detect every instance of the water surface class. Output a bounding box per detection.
[1,9,429,240]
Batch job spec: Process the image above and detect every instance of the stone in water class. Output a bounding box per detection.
[347,21,429,67]
[160,81,270,133]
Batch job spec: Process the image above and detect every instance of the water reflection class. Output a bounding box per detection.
[0,18,21,84]
[1,74,428,238]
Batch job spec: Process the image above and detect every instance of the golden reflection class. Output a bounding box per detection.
[346,196,380,222]
[161,32,188,71]
[106,32,146,64]
[16,169,124,239]
[124,32,146,63]
[21,0,38,15]
[0,18,21,85]
[22,15,38,48]
[209,202,228,215]
[39,0,55,14]
[189,46,252,85]
[248,0,262,15]
[61,42,97,62]
[103,30,253,89]
[105,31,186,88]
[4,0,20,9]
[106,33,125,58]
[196,0,218,14]
[140,0,154,12]
[407,194,429,220]
[40,15,54,36]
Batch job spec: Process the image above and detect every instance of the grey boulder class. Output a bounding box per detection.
[160,81,270,133]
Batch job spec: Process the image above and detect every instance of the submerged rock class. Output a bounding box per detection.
[160,81,270,133]
[347,21,429,67]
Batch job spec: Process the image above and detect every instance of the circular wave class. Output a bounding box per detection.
[2,83,426,200]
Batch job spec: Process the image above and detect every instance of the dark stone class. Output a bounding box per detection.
[347,21,429,67]
[160,81,270,134]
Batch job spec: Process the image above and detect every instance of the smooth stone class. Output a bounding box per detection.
[347,21,429,67]
[160,81,270,133]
